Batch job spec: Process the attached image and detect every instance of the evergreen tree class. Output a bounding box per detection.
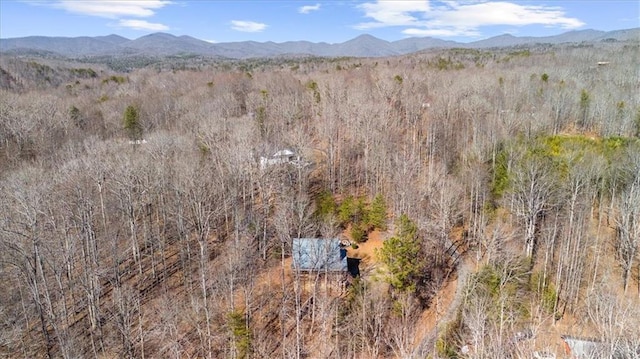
[315,190,337,220]
[337,195,355,226]
[377,214,422,293]
[579,89,591,128]
[123,105,142,140]
[368,193,388,231]
[69,105,84,128]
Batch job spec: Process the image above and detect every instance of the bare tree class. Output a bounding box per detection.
[508,148,556,259]
[614,152,640,294]
[0,167,57,359]
[384,293,419,358]
[586,278,640,356]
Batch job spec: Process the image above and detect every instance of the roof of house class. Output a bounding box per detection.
[561,336,599,358]
[273,149,295,158]
[292,238,348,272]
[561,336,640,359]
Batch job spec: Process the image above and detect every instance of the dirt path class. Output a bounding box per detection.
[346,228,474,358]
[413,255,474,358]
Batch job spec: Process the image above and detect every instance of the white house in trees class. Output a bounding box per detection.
[259,149,309,170]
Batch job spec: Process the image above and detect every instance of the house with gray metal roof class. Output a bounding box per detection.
[292,238,348,273]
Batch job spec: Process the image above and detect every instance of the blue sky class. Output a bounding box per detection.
[1,1,638,43]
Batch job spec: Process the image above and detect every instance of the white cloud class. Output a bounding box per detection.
[355,0,584,37]
[355,1,430,29]
[299,3,321,14]
[231,20,267,33]
[53,0,171,19]
[117,19,169,31]
[402,27,478,37]
[428,2,584,30]
[42,1,173,32]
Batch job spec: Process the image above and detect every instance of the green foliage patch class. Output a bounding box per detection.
[306,80,321,103]
[102,75,127,84]
[489,134,639,200]
[436,314,463,358]
[70,68,98,78]
[427,56,465,70]
[529,272,558,315]
[368,194,388,231]
[123,105,143,140]
[471,259,532,322]
[316,191,388,243]
[227,310,251,359]
[376,214,423,293]
[315,190,337,220]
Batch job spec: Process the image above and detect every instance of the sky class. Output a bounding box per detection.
[0,0,638,43]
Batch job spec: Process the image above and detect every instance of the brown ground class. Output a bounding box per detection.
[237,221,640,358]
[413,270,459,349]
[346,229,385,267]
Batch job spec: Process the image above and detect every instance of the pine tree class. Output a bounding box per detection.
[337,195,355,226]
[376,214,422,292]
[579,89,591,128]
[69,105,84,128]
[368,193,388,231]
[123,105,142,140]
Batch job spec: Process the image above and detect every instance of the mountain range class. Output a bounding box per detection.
[1,28,638,59]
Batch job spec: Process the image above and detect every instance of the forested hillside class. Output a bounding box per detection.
[1,40,639,358]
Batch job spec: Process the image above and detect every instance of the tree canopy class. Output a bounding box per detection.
[377,213,423,293]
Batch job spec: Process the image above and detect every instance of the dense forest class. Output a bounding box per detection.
[1,40,639,359]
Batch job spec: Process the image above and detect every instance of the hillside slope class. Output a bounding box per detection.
[1,41,639,358]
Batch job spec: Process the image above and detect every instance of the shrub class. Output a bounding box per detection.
[227,311,251,358]
[530,272,558,314]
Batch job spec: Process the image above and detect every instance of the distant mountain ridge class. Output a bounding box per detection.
[1,28,638,59]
